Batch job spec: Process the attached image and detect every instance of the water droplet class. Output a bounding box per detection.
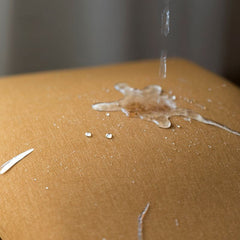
[85,132,92,137]
[105,133,113,139]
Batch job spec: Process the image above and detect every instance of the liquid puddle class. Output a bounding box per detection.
[92,83,240,136]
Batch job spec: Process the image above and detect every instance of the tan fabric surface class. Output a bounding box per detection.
[0,59,239,240]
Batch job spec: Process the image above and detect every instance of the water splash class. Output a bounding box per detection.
[92,83,240,136]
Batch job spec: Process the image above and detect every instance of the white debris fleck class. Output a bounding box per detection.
[175,218,179,227]
[176,125,181,128]
[45,187,49,190]
[164,136,168,140]
[33,178,37,181]
[105,133,113,139]
[85,132,92,137]
[207,99,212,103]
[208,145,212,149]
[106,112,110,116]
[172,95,176,100]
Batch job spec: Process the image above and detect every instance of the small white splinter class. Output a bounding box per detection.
[105,133,113,139]
[138,202,150,240]
[0,148,34,174]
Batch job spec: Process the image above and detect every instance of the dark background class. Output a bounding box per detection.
[0,0,239,85]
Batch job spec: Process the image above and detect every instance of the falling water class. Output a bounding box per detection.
[159,0,170,79]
